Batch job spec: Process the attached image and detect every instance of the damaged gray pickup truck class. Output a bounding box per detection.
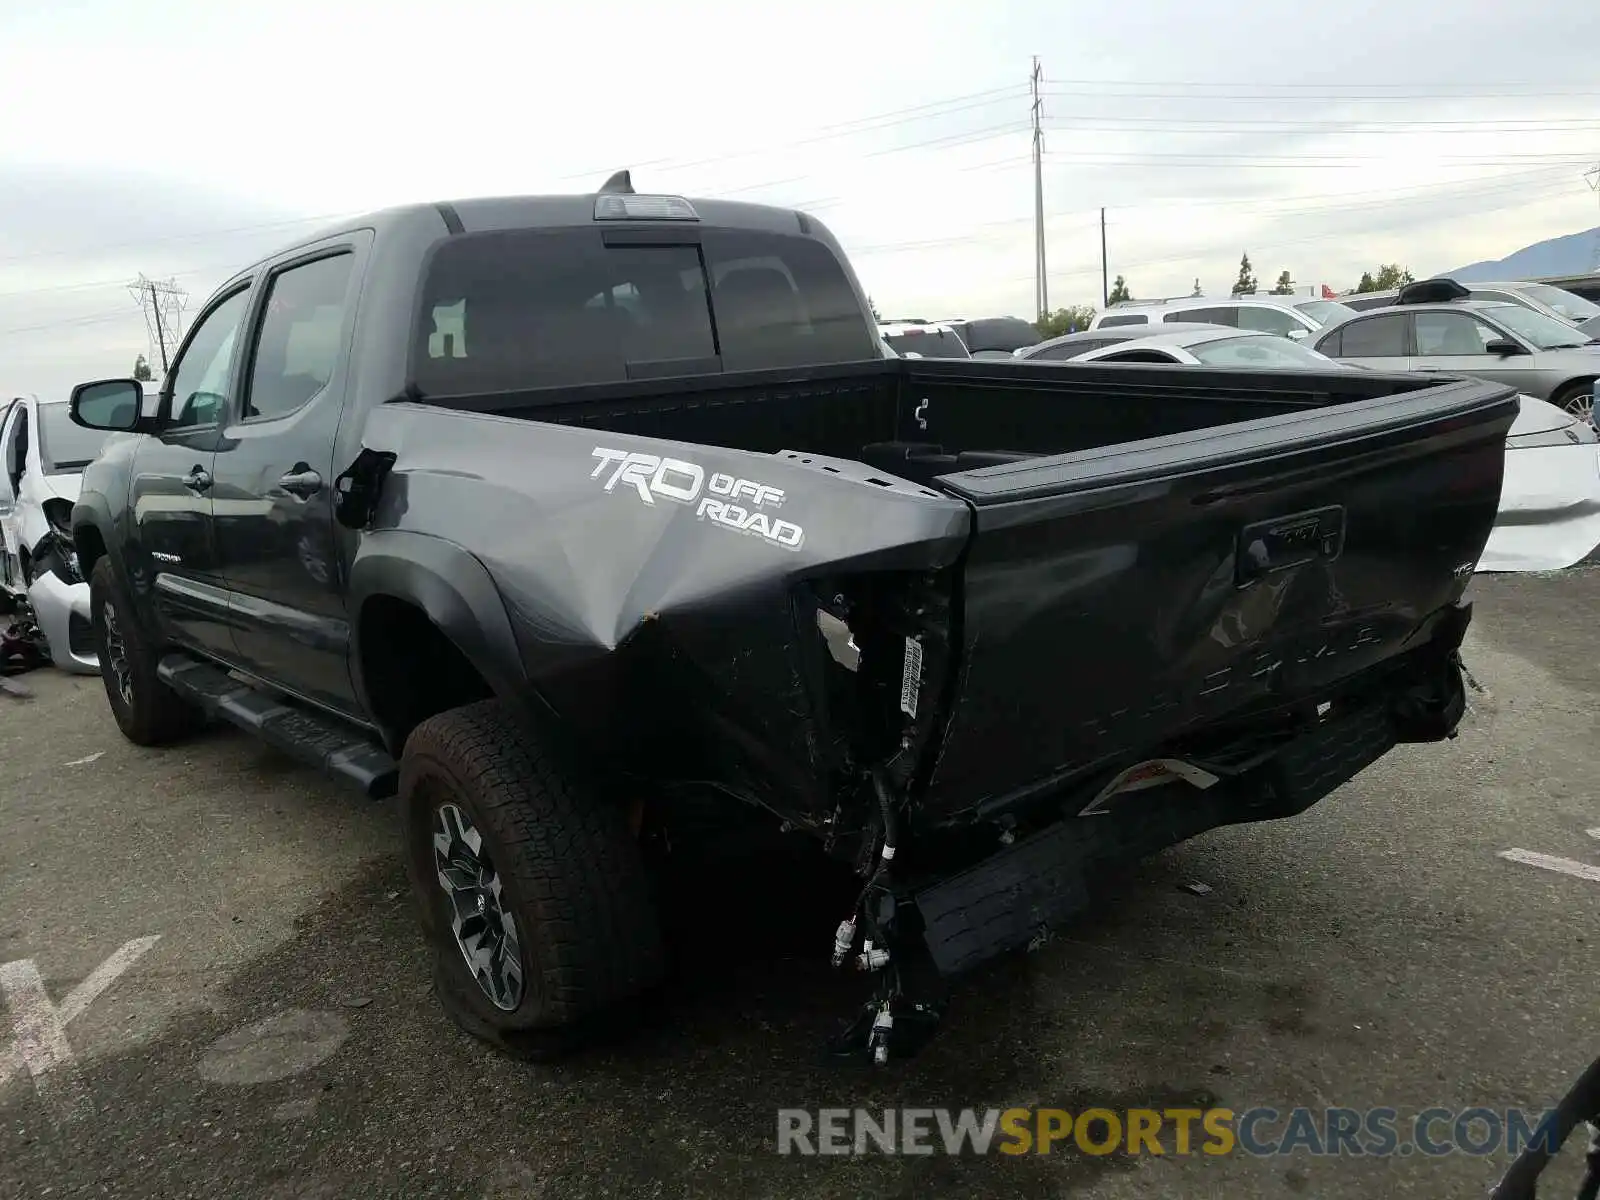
[66,174,1515,1064]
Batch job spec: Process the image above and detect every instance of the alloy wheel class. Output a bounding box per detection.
[101,600,133,707]
[432,802,525,1011]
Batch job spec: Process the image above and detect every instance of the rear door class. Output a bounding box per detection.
[1317,312,1412,371]
[916,371,1518,818]
[209,236,367,714]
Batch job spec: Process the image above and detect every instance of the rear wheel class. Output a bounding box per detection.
[88,557,205,745]
[399,699,664,1060]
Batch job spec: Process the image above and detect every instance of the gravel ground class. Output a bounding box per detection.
[1,565,1596,1199]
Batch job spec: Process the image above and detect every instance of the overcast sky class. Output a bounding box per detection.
[3,0,1598,395]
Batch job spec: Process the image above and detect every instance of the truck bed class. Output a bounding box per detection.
[385,356,1515,826]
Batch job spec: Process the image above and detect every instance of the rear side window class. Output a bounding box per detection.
[413,227,873,393]
[1099,314,1149,328]
[1337,314,1408,357]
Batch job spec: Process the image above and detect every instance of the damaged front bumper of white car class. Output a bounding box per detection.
[25,547,97,674]
[1478,398,1600,573]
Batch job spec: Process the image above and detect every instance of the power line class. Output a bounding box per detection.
[845,167,1576,259]
[1039,86,1600,101]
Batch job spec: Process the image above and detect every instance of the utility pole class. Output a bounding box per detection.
[1031,56,1047,319]
[126,275,188,375]
[1587,164,1600,270]
[1100,208,1109,308]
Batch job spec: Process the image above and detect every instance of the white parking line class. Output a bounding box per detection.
[1586,829,1600,842]
[0,935,161,1122]
[1497,848,1600,884]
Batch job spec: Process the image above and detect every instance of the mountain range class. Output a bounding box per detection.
[1447,225,1600,281]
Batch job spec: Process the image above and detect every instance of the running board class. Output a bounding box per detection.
[156,655,398,799]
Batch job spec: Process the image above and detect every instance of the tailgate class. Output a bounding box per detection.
[919,373,1517,821]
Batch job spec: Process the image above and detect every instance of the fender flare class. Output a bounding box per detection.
[345,530,531,718]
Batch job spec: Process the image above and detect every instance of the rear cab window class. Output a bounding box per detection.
[412,226,876,394]
[1098,314,1149,328]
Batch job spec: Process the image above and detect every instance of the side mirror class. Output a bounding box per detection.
[69,379,144,432]
[1484,338,1525,357]
[1286,327,1309,341]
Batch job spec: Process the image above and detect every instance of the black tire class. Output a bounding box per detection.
[399,699,664,1061]
[88,557,205,746]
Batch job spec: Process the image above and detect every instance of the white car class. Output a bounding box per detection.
[1070,328,1600,573]
[1090,295,1358,340]
[877,321,971,359]
[0,392,139,673]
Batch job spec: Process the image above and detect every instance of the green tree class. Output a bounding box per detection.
[1353,264,1414,293]
[1269,270,1295,295]
[1232,253,1257,296]
[1106,275,1132,305]
[132,353,153,382]
[1035,304,1098,339]
[867,295,883,322]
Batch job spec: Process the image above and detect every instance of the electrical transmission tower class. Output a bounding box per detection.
[1031,56,1047,320]
[1587,164,1600,270]
[126,275,188,375]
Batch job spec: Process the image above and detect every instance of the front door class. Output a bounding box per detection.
[129,285,253,659]
[1407,310,1530,389]
[211,245,362,715]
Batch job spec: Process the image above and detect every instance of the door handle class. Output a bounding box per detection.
[277,467,323,498]
[183,466,212,492]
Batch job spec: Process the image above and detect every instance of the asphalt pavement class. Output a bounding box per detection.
[1,566,1597,1199]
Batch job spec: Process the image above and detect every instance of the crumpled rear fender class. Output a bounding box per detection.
[357,403,974,822]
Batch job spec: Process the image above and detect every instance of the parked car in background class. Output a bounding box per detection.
[877,321,972,359]
[1344,278,1600,336]
[0,393,134,673]
[1014,322,1231,362]
[1532,272,1600,305]
[1313,278,1600,421]
[1068,325,1600,572]
[932,316,1040,355]
[1063,326,1347,369]
[1089,295,1355,339]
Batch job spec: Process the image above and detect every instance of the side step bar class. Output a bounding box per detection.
[156,655,398,799]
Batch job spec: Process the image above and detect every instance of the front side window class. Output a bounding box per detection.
[1413,312,1497,356]
[1234,306,1305,337]
[1336,314,1408,357]
[1099,314,1149,328]
[1035,339,1109,360]
[168,288,251,429]
[244,253,355,421]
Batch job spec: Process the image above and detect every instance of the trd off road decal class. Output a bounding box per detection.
[589,447,805,552]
